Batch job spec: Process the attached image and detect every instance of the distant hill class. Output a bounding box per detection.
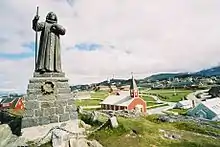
[71,66,220,90]
[193,66,220,77]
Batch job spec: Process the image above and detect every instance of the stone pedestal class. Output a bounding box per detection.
[22,72,77,128]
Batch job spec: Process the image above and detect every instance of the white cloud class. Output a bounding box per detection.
[1,0,220,92]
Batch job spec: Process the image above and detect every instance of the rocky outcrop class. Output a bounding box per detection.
[0,124,27,147]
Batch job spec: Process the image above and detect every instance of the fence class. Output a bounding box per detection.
[0,109,22,136]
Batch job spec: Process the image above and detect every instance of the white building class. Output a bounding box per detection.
[174,100,195,109]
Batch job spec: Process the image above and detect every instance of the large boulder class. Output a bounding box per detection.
[0,124,27,147]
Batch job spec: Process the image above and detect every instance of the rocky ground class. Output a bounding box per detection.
[0,119,104,147]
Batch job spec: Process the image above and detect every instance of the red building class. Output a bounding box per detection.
[0,97,24,110]
[100,75,147,113]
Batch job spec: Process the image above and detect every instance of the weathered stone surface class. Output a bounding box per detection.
[23,109,34,117]
[88,140,103,147]
[23,72,77,128]
[49,115,59,123]
[39,116,50,125]
[27,89,42,95]
[69,138,89,147]
[35,109,43,117]
[27,83,42,89]
[57,88,71,94]
[56,94,72,100]
[0,124,27,147]
[55,100,67,107]
[52,129,69,147]
[56,106,64,115]
[22,118,39,128]
[43,108,56,116]
[59,114,70,122]
[109,116,119,128]
[67,99,75,105]
[25,94,37,101]
[25,101,39,110]
[34,72,65,78]
[56,82,69,88]
[41,101,55,108]
[65,105,77,113]
[38,94,56,101]
[70,112,78,120]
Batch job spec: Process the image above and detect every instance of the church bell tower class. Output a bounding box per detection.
[130,74,139,98]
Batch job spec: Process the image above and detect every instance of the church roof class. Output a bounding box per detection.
[100,91,134,107]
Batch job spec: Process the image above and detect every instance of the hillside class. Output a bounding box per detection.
[70,65,220,89]
[88,115,220,147]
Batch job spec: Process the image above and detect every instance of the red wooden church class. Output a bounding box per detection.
[0,97,24,110]
[100,75,147,113]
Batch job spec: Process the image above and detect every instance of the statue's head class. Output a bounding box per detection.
[46,12,57,23]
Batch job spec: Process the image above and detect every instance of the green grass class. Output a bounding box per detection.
[144,89,193,102]
[89,115,220,147]
[147,103,169,109]
[91,91,109,99]
[167,108,189,115]
[75,99,102,106]
[141,95,156,101]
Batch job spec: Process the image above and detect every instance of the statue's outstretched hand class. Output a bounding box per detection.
[34,15,40,21]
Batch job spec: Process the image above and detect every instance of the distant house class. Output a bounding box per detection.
[0,97,24,110]
[100,75,147,113]
[174,100,195,109]
[188,98,220,121]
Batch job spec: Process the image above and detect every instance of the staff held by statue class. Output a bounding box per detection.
[34,6,39,70]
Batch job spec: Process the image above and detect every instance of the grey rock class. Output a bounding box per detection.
[25,101,40,109]
[50,115,59,123]
[57,88,71,94]
[44,108,56,116]
[65,105,76,113]
[59,114,70,122]
[22,118,39,128]
[67,99,75,105]
[55,100,67,108]
[70,112,78,120]
[41,101,55,108]
[69,138,88,147]
[24,109,35,117]
[88,140,103,147]
[0,124,27,147]
[52,129,69,147]
[38,94,56,101]
[56,107,64,114]
[39,116,50,125]
[109,116,119,128]
[56,94,72,100]
[35,109,44,117]
[25,94,37,101]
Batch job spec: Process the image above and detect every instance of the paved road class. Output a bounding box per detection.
[145,95,176,114]
[185,89,209,104]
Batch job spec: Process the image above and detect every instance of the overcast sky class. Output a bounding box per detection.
[1,0,220,93]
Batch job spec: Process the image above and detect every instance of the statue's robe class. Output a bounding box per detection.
[32,20,65,72]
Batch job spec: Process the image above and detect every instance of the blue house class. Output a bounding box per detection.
[188,98,220,121]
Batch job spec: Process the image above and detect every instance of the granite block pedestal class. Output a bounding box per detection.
[22,72,77,128]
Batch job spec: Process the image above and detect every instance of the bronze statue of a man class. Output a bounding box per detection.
[32,12,66,73]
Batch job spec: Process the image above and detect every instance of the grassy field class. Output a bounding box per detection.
[75,99,102,106]
[167,108,189,115]
[143,89,193,102]
[141,95,156,101]
[88,115,220,147]
[91,91,109,99]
